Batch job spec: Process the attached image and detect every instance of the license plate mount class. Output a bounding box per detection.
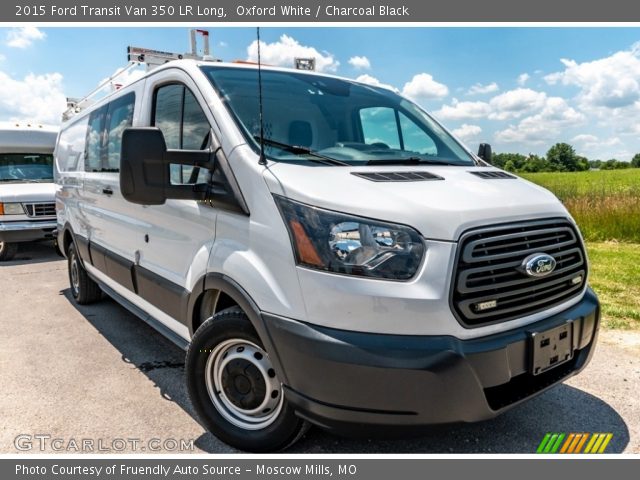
[530,322,574,376]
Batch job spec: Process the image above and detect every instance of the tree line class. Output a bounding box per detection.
[492,143,640,173]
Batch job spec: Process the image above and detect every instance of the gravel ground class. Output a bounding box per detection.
[1,242,638,454]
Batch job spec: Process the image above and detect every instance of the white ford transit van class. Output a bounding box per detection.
[0,123,58,261]
[55,60,599,452]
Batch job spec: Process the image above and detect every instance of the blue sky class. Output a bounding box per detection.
[1,27,639,160]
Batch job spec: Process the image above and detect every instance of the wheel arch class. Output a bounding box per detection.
[61,223,91,267]
[187,273,289,385]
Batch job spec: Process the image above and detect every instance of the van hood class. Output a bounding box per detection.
[263,164,569,241]
[0,182,56,203]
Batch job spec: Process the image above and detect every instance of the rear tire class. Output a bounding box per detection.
[68,243,102,304]
[186,307,308,452]
[0,241,17,261]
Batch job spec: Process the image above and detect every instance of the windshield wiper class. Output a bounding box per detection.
[365,157,459,166]
[253,136,349,166]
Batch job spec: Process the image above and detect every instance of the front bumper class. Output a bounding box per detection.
[263,288,600,435]
[0,220,57,243]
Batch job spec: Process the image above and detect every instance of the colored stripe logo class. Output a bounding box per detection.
[537,433,613,453]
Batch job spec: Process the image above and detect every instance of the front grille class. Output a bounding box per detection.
[351,171,443,182]
[451,219,587,327]
[23,202,56,218]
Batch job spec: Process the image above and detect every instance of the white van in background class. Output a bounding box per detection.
[0,123,58,261]
[55,58,600,452]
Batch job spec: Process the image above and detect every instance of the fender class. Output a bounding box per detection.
[61,223,91,266]
[190,272,290,385]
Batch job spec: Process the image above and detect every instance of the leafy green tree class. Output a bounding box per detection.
[520,155,550,173]
[503,159,516,172]
[546,143,579,172]
[600,159,630,170]
[575,155,590,171]
[631,153,640,168]
[492,153,527,171]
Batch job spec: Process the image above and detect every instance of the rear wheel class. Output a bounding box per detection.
[0,241,17,261]
[68,243,102,304]
[186,307,308,452]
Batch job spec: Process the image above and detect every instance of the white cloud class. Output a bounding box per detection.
[218,41,228,48]
[247,34,339,73]
[433,99,491,121]
[517,73,530,86]
[572,134,621,148]
[572,134,598,144]
[401,73,449,100]
[488,88,547,120]
[6,27,46,49]
[467,82,499,95]
[348,55,371,70]
[545,42,640,109]
[354,74,398,92]
[99,66,145,93]
[0,71,66,124]
[495,97,585,145]
[452,124,482,142]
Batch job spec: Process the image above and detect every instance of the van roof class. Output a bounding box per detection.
[0,122,58,154]
[64,59,397,123]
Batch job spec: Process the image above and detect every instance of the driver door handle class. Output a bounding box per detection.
[102,187,113,196]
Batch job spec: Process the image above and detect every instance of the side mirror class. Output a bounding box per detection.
[120,127,214,205]
[477,143,492,164]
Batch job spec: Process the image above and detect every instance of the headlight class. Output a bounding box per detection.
[274,196,424,280]
[0,202,24,215]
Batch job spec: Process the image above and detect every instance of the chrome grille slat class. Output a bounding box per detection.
[451,219,587,327]
[22,202,56,218]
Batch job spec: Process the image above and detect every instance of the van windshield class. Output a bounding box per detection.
[202,66,475,166]
[0,154,54,182]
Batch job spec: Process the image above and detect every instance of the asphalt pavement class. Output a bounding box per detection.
[1,242,638,453]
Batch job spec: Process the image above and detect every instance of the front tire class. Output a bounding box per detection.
[186,307,308,452]
[68,243,102,304]
[0,241,17,261]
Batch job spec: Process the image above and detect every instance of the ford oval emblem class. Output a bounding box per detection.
[521,253,557,278]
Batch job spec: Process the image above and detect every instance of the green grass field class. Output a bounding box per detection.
[521,170,640,330]
[521,169,640,243]
[587,243,640,330]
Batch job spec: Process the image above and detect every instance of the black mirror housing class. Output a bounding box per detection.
[120,127,214,205]
[477,143,492,164]
[121,128,169,205]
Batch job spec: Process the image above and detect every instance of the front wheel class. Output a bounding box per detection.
[0,241,17,261]
[186,307,308,452]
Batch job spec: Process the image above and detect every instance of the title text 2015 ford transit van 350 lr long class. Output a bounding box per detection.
[0,123,58,261]
[55,60,600,452]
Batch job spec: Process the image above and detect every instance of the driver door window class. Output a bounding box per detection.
[153,83,210,184]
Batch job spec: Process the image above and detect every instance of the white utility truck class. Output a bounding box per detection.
[0,123,58,261]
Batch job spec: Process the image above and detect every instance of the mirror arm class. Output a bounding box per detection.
[165,183,209,201]
[164,148,217,171]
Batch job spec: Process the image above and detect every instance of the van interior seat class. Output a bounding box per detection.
[288,121,313,148]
